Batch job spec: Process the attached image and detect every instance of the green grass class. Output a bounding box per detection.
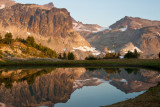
[0,59,159,70]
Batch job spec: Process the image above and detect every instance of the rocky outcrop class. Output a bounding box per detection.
[0,3,91,59]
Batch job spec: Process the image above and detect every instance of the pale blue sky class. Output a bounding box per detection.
[14,0,160,27]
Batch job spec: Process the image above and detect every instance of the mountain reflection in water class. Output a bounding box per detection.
[0,68,160,107]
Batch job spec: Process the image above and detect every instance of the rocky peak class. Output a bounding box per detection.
[109,16,160,30]
[44,2,55,9]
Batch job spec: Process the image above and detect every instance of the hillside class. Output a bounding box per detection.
[0,33,57,59]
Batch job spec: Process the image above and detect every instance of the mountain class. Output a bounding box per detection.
[110,16,160,30]
[79,16,160,58]
[0,2,92,59]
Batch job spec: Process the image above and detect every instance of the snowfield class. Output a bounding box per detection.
[27,32,31,35]
[0,4,5,9]
[120,25,128,32]
[73,22,107,33]
[120,79,128,85]
[73,46,101,56]
[123,46,143,53]
[157,32,160,36]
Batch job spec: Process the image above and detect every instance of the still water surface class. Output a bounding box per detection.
[0,67,159,107]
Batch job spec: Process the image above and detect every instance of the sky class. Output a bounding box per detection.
[14,0,160,27]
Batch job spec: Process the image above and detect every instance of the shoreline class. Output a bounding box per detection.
[0,58,159,70]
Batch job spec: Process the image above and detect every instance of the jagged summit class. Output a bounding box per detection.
[109,16,160,30]
[44,2,55,9]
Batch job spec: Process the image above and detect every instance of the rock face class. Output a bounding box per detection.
[0,3,91,59]
[79,17,160,59]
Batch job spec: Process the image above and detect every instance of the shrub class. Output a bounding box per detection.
[58,54,62,59]
[26,36,35,47]
[124,49,140,59]
[63,52,67,59]
[24,36,57,58]
[0,34,2,43]
[85,55,98,60]
[68,52,75,60]
[3,33,13,45]
[104,53,120,59]
[0,50,3,58]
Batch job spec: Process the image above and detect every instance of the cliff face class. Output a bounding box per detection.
[0,4,72,37]
[0,3,90,59]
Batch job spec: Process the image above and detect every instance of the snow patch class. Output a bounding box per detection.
[73,22,107,33]
[63,48,67,52]
[123,46,143,54]
[0,4,5,9]
[157,32,160,36]
[127,47,142,53]
[73,22,88,32]
[73,46,101,56]
[108,27,112,31]
[27,32,31,35]
[120,25,128,32]
[119,56,124,59]
[6,30,10,33]
[108,50,115,53]
[73,78,102,89]
[95,27,112,32]
[120,79,128,84]
[92,27,108,33]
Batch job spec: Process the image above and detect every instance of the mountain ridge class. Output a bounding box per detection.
[77,16,160,58]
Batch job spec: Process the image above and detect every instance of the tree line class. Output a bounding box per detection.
[58,52,75,60]
[0,33,57,58]
[85,49,160,60]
